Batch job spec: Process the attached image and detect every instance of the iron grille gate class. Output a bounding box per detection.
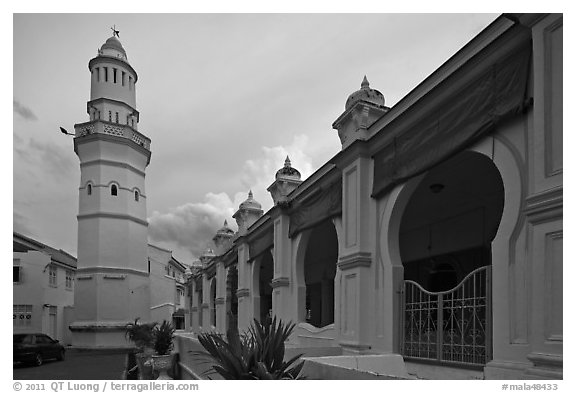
[402,266,492,366]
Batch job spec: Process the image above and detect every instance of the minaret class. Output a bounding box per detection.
[267,156,303,205]
[332,76,389,149]
[212,220,235,256]
[233,190,264,235]
[70,31,152,348]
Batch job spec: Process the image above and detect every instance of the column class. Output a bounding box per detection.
[215,261,227,334]
[337,151,375,354]
[235,242,252,332]
[271,213,295,324]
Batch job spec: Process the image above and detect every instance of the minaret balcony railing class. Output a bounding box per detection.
[74,121,150,150]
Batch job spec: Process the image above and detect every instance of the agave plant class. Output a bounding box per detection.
[154,320,175,356]
[196,316,304,379]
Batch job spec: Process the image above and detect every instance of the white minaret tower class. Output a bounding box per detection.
[70,30,152,348]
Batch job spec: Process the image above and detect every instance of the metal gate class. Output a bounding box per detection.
[402,265,492,367]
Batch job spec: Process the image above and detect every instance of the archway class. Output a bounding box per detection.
[209,278,216,328]
[253,252,273,323]
[398,151,504,366]
[300,220,338,328]
[226,265,238,332]
[399,151,504,287]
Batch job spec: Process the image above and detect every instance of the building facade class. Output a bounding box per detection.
[148,244,190,330]
[186,14,563,380]
[13,232,76,345]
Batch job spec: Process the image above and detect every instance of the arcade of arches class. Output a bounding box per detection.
[187,15,563,379]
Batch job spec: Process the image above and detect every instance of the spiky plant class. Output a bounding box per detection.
[154,320,175,356]
[196,316,304,379]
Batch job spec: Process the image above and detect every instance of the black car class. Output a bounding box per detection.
[13,333,65,366]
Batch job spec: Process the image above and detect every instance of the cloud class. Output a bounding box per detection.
[13,210,34,237]
[148,192,236,260]
[13,99,37,121]
[147,134,319,261]
[14,137,74,179]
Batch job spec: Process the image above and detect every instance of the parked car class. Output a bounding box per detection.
[13,333,65,366]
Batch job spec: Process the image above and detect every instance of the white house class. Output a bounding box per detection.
[13,232,76,345]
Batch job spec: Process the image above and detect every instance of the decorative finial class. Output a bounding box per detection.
[111,25,120,38]
[361,75,369,89]
[248,190,253,199]
[284,156,291,167]
[223,219,228,227]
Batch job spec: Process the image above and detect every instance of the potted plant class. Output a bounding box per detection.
[125,318,157,380]
[151,320,176,380]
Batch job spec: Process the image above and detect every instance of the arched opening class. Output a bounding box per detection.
[134,190,139,202]
[111,184,118,196]
[87,184,92,195]
[254,252,273,323]
[226,265,238,332]
[302,220,338,328]
[209,278,217,327]
[399,151,504,366]
[196,282,203,328]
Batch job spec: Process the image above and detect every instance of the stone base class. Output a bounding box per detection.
[70,320,133,348]
[484,360,531,380]
[523,353,563,380]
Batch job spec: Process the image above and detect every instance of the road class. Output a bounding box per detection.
[13,349,128,380]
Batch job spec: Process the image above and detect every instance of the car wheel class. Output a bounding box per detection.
[57,350,65,361]
[33,353,43,367]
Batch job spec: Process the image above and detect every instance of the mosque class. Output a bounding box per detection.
[69,14,562,380]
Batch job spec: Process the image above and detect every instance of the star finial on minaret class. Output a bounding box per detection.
[111,25,120,38]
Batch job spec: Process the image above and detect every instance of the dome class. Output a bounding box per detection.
[345,76,385,111]
[275,156,301,181]
[99,35,127,59]
[201,248,215,259]
[239,190,262,211]
[216,220,234,236]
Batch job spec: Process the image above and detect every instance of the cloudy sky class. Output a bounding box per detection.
[13,13,499,263]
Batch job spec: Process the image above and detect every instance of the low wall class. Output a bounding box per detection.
[175,332,411,380]
[301,354,413,380]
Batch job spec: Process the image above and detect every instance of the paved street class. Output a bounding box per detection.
[13,349,128,380]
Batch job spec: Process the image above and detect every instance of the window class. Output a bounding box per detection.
[113,68,117,84]
[122,71,126,86]
[111,184,118,196]
[66,270,74,290]
[13,266,21,283]
[104,67,108,82]
[115,112,119,123]
[131,119,134,127]
[49,266,57,287]
[98,111,101,120]
[134,190,139,202]
[109,111,112,122]
[13,305,32,328]
[95,68,100,82]
[87,184,92,195]
[126,114,130,125]
[128,76,132,90]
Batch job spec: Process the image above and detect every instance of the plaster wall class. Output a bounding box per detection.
[13,251,75,342]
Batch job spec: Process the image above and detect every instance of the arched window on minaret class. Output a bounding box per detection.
[115,112,119,123]
[108,111,112,122]
[111,184,118,196]
[134,190,139,202]
[87,184,92,195]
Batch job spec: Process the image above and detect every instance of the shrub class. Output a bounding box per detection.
[196,316,304,379]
